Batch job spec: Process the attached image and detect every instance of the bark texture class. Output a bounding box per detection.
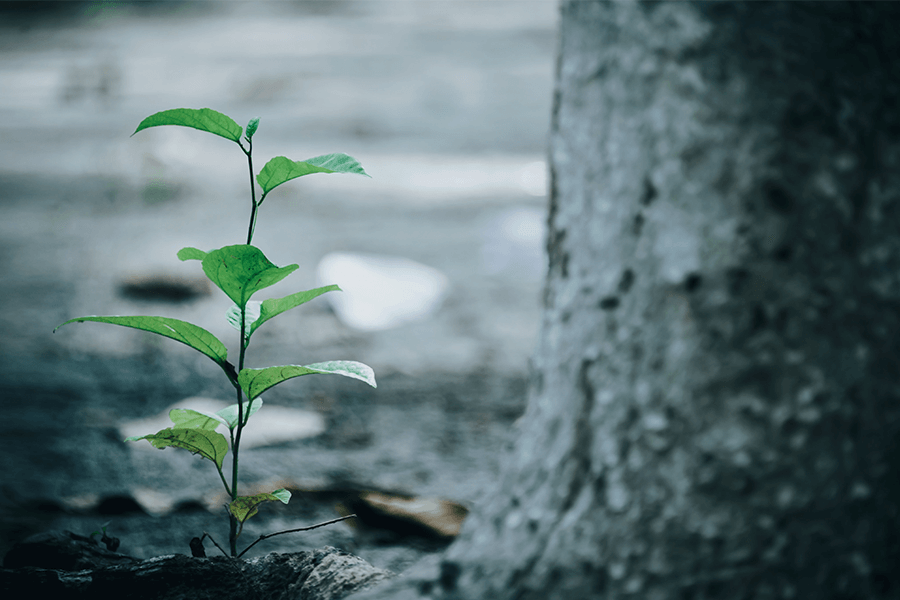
[1,530,390,600]
[353,2,900,599]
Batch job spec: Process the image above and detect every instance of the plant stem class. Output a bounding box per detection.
[227,137,260,557]
[228,390,241,556]
[217,467,232,498]
[229,304,250,557]
[243,139,258,245]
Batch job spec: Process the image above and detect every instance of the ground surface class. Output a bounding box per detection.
[0,1,556,573]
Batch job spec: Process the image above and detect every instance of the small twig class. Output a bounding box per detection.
[201,531,230,557]
[236,514,357,559]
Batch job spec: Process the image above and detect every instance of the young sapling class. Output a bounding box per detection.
[55,108,376,558]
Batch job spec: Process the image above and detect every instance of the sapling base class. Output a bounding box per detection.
[55,108,376,558]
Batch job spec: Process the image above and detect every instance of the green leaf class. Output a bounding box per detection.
[257,153,370,197]
[169,408,228,430]
[177,247,207,261]
[133,108,243,143]
[229,488,291,524]
[54,316,228,368]
[246,285,341,340]
[245,117,259,140]
[226,301,262,343]
[226,286,339,342]
[239,361,376,400]
[125,427,229,470]
[216,398,263,430]
[201,245,298,309]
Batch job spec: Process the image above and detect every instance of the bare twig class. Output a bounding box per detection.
[236,514,357,559]
[201,531,230,557]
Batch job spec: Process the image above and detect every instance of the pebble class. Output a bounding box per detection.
[316,253,449,331]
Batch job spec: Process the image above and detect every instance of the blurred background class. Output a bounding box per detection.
[0,0,557,571]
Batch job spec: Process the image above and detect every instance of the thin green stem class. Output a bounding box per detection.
[236,311,248,441]
[242,397,255,428]
[217,466,232,498]
[229,388,241,556]
[243,139,258,245]
[227,136,259,556]
[229,304,249,557]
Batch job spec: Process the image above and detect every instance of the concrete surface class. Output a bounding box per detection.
[0,0,557,573]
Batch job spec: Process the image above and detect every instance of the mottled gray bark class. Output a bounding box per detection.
[353,2,900,599]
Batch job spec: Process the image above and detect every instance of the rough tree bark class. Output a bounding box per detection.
[353,2,900,599]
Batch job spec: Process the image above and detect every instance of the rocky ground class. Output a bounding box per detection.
[0,0,556,574]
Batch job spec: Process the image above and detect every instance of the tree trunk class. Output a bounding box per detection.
[354,2,900,599]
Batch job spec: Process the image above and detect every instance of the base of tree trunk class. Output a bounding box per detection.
[1,530,391,600]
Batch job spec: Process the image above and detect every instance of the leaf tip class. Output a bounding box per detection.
[177,247,207,262]
[53,319,76,333]
[273,488,292,504]
[246,117,259,140]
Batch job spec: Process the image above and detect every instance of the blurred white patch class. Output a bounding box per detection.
[517,161,548,197]
[132,487,176,516]
[317,252,449,331]
[481,207,547,278]
[120,397,326,450]
[238,405,327,448]
[297,155,549,205]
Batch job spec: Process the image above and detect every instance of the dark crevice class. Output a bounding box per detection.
[750,304,767,333]
[440,560,461,591]
[727,267,751,295]
[599,296,620,310]
[545,167,569,282]
[641,175,658,206]
[633,212,645,236]
[685,273,703,293]
[618,269,635,294]
[562,359,597,514]
[773,244,793,262]
[763,181,794,214]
